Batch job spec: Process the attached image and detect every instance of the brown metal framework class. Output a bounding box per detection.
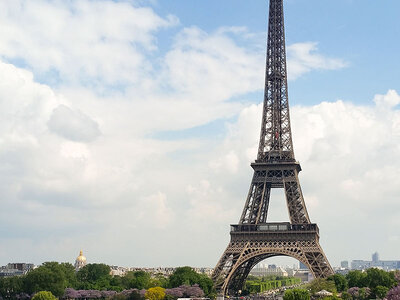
[212,0,333,296]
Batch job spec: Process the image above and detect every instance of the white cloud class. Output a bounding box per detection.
[162,26,264,102]
[287,42,348,80]
[137,192,175,229]
[48,105,101,142]
[373,89,400,108]
[0,0,177,86]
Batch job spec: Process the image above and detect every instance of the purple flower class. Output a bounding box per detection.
[348,287,360,298]
[64,288,79,299]
[387,285,400,300]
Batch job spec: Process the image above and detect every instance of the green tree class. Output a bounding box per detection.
[60,263,77,288]
[110,275,124,291]
[76,263,111,290]
[145,287,165,300]
[169,267,199,287]
[196,273,214,297]
[346,271,366,288]
[283,289,310,300]
[128,290,144,300]
[375,285,389,299]
[121,271,151,290]
[341,291,352,300]
[31,291,57,300]
[0,276,24,300]
[307,278,337,295]
[24,262,76,297]
[328,274,348,292]
[359,287,371,300]
[362,268,396,297]
[149,274,169,288]
[168,267,214,297]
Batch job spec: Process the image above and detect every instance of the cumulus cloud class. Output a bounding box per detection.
[48,105,101,142]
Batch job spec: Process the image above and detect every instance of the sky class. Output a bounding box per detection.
[0,0,399,269]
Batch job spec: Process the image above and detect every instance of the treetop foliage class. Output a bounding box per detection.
[283,288,310,300]
[0,263,215,300]
[31,291,56,300]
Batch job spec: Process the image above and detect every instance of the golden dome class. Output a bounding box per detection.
[76,250,86,262]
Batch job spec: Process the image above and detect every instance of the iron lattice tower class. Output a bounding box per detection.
[212,0,333,295]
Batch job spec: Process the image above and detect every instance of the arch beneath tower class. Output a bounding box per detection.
[221,248,313,296]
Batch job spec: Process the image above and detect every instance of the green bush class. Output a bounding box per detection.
[31,291,57,300]
[283,289,310,300]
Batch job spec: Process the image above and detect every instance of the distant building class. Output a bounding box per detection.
[351,252,400,271]
[110,266,129,276]
[0,263,34,277]
[75,250,87,271]
[341,261,349,268]
[293,270,313,282]
[335,268,350,275]
[250,264,288,277]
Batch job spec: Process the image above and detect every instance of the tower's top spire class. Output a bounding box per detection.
[257,0,294,163]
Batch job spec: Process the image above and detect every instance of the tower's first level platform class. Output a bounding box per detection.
[230,222,320,242]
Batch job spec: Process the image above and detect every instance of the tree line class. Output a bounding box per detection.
[283,268,400,300]
[0,263,214,300]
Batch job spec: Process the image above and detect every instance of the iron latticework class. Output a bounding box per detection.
[212,0,333,296]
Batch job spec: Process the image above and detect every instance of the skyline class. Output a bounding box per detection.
[0,0,399,268]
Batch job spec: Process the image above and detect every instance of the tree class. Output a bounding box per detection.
[0,276,23,300]
[346,271,366,288]
[76,263,112,290]
[60,263,78,288]
[362,268,396,298]
[328,274,348,292]
[359,287,371,300]
[341,291,352,300]
[145,287,165,300]
[110,276,124,291]
[196,274,214,297]
[121,271,152,290]
[169,267,199,288]
[24,262,76,297]
[375,285,389,299]
[307,278,337,295]
[283,289,310,300]
[31,291,57,300]
[168,267,214,297]
[127,290,144,300]
[149,274,169,289]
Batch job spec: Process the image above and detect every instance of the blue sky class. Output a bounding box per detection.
[0,0,399,270]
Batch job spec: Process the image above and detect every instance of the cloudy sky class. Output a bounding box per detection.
[0,0,400,269]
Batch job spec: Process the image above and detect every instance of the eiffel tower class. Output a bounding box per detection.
[212,0,333,295]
